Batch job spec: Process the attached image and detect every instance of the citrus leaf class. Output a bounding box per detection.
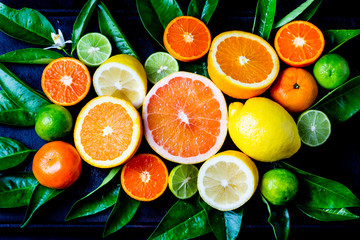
[252,0,277,41]
[0,137,36,171]
[209,207,244,240]
[187,0,219,25]
[0,172,38,208]
[103,188,140,237]
[181,59,209,78]
[97,1,139,59]
[0,3,55,45]
[310,75,360,123]
[0,48,63,64]
[297,205,360,221]
[325,29,360,53]
[65,167,121,221]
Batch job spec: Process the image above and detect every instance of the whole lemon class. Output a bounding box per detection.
[228,97,301,162]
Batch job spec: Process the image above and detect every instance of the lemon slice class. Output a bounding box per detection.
[197,150,259,211]
[93,54,147,108]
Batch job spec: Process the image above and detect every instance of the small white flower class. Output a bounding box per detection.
[44,29,72,50]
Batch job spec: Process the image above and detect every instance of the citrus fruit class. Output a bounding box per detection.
[228,97,301,162]
[270,67,318,113]
[313,53,350,89]
[93,54,147,109]
[297,109,331,147]
[143,71,228,164]
[35,104,73,141]
[74,95,142,168]
[77,32,112,67]
[121,153,168,201]
[197,150,259,211]
[144,52,179,84]
[260,168,298,206]
[32,141,81,189]
[169,164,198,199]
[42,57,91,106]
[274,20,325,67]
[207,31,280,99]
[163,16,211,62]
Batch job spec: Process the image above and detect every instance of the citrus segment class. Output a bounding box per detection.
[144,52,179,84]
[42,57,91,106]
[169,164,198,199]
[274,20,325,67]
[121,153,168,201]
[164,16,211,62]
[74,96,142,168]
[93,54,147,108]
[208,31,280,99]
[143,71,228,164]
[197,150,259,211]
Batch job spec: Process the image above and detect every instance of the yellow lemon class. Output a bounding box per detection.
[228,97,301,162]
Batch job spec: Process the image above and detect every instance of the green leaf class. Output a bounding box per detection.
[181,59,209,78]
[0,63,50,114]
[71,0,100,55]
[0,137,36,171]
[325,29,360,53]
[273,0,322,29]
[65,167,121,221]
[252,0,277,41]
[0,48,63,64]
[280,162,360,208]
[21,184,65,227]
[136,0,183,49]
[261,194,290,240]
[148,197,212,240]
[297,205,360,221]
[97,1,139,59]
[0,3,55,45]
[187,0,219,24]
[103,188,140,237]
[209,208,244,240]
[0,91,36,126]
[0,172,38,208]
[310,75,360,123]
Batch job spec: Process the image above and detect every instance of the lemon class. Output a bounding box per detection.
[197,150,259,211]
[228,97,301,162]
[93,54,147,108]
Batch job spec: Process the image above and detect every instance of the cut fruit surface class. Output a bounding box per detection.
[93,54,147,109]
[74,95,142,168]
[207,31,280,99]
[144,52,179,84]
[274,20,325,67]
[42,57,91,106]
[143,71,228,164]
[121,153,168,201]
[163,16,211,62]
[197,150,259,211]
[169,164,198,199]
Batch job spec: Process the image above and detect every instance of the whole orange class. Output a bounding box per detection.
[270,67,318,113]
[32,141,82,189]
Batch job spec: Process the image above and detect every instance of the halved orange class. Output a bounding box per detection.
[207,31,280,99]
[163,16,211,62]
[143,71,228,164]
[74,95,142,168]
[121,153,168,201]
[274,20,325,67]
[42,57,91,106]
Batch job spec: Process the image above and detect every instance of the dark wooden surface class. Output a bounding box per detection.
[0,0,360,239]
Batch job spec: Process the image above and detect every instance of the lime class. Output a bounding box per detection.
[260,168,298,206]
[35,104,73,141]
[77,33,112,67]
[169,164,198,199]
[144,52,179,84]
[297,109,331,147]
[313,54,350,89]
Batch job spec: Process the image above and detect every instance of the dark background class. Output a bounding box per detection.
[0,0,360,239]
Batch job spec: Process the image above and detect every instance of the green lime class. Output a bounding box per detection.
[169,164,198,199]
[260,168,298,206]
[297,109,331,147]
[35,104,73,141]
[144,52,179,84]
[77,32,112,67]
[313,53,350,89]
